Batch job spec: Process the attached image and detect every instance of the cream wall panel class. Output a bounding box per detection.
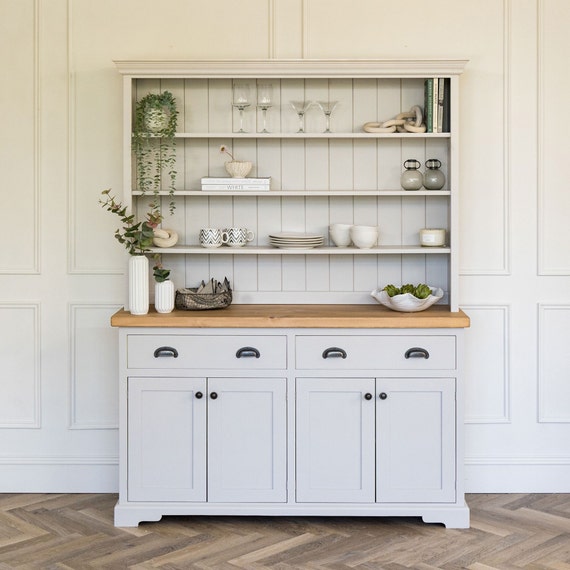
[0,0,38,273]
[538,0,570,274]
[0,305,40,428]
[463,306,510,424]
[70,305,120,429]
[538,305,570,422]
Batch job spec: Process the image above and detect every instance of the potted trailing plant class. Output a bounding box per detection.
[100,189,163,315]
[220,144,252,178]
[153,258,175,314]
[133,91,178,216]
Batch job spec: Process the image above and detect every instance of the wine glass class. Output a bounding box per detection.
[232,82,251,133]
[257,84,273,133]
[290,100,313,133]
[316,100,338,133]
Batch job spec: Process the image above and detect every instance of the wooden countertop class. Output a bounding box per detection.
[111,304,470,329]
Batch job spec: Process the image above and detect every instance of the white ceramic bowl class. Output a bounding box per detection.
[329,223,353,247]
[350,225,378,248]
[370,286,444,312]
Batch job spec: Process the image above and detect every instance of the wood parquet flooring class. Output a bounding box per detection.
[1,494,570,569]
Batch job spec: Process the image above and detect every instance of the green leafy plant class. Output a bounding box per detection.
[382,283,433,299]
[99,189,161,255]
[133,91,178,217]
[152,257,171,283]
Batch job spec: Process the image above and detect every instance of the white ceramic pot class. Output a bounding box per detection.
[225,160,252,178]
[144,108,170,133]
[155,279,175,313]
[129,255,149,315]
[350,225,379,249]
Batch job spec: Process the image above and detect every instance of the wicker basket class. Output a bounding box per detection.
[175,286,232,311]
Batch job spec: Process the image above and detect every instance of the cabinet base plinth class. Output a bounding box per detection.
[114,501,470,529]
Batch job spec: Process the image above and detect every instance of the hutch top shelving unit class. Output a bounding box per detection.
[114,59,467,310]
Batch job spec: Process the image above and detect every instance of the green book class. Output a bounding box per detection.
[424,78,433,133]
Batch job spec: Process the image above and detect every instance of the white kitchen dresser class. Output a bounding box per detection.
[111,305,470,528]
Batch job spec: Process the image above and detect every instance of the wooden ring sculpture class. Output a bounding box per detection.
[153,228,179,248]
[363,105,426,134]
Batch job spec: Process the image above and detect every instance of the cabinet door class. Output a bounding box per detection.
[296,377,376,503]
[376,378,456,503]
[128,377,206,502]
[207,377,287,502]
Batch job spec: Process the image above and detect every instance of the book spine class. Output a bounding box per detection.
[424,78,433,133]
[437,78,445,133]
[201,177,270,184]
[442,78,451,132]
[202,185,271,191]
[432,78,438,133]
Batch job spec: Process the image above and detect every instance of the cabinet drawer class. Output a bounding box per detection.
[295,335,456,370]
[127,335,287,369]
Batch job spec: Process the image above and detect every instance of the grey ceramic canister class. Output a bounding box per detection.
[423,158,446,190]
[400,159,423,190]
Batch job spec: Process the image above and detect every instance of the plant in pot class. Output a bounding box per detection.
[220,144,252,178]
[133,91,178,215]
[153,257,175,314]
[100,189,163,315]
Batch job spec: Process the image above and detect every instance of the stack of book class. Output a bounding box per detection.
[201,177,271,191]
[424,78,451,133]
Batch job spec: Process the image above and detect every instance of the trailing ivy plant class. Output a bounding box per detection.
[132,91,178,217]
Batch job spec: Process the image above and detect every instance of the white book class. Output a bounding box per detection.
[201,176,271,185]
[432,78,439,133]
[437,78,445,133]
[201,184,271,191]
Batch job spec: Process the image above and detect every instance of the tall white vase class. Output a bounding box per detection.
[155,280,175,313]
[129,255,149,315]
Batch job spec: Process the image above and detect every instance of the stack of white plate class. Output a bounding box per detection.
[269,232,325,249]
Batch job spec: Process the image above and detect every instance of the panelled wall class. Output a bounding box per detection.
[1,0,569,492]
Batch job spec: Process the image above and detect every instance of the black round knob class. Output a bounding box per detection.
[364,393,373,400]
[210,392,218,400]
[195,391,203,399]
[379,392,388,400]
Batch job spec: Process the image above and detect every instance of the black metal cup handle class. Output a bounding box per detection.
[153,346,179,358]
[322,347,347,359]
[404,347,430,359]
[236,346,261,359]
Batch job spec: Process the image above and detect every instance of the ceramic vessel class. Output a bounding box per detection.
[129,255,149,315]
[155,280,175,313]
[401,159,423,191]
[423,159,446,190]
[225,160,252,178]
[350,225,379,249]
[329,223,353,247]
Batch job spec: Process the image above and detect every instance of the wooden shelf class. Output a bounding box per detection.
[133,189,451,197]
[171,132,451,139]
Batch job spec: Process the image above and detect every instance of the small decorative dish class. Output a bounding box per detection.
[371,286,444,312]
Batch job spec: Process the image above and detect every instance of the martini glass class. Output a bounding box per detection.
[257,84,273,133]
[316,100,338,133]
[290,100,313,133]
[232,82,251,133]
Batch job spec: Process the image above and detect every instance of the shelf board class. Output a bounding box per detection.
[148,245,451,255]
[133,190,451,197]
[172,132,451,139]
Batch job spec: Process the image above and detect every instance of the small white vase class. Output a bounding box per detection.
[155,280,175,313]
[129,255,149,315]
[225,160,252,178]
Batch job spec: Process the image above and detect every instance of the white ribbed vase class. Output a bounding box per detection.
[155,280,175,314]
[128,255,149,315]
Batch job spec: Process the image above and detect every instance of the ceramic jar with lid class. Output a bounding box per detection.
[423,159,446,190]
[400,159,423,191]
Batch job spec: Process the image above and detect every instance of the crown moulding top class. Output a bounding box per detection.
[113,58,468,78]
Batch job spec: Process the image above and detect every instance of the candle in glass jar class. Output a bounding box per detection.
[419,228,446,247]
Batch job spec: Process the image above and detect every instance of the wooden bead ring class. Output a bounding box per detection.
[153,228,179,248]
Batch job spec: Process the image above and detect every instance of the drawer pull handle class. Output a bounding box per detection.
[379,392,388,400]
[210,392,218,400]
[404,347,430,359]
[195,391,203,399]
[322,347,347,359]
[236,346,261,359]
[153,346,179,358]
[364,393,373,400]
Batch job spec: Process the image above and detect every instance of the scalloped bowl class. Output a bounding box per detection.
[371,287,444,312]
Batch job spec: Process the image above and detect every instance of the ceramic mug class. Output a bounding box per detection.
[199,228,229,248]
[224,227,255,247]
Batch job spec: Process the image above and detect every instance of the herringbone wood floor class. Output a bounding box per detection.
[1,494,570,569]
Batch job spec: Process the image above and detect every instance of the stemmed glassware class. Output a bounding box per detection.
[257,84,273,133]
[290,100,313,133]
[316,100,338,133]
[232,82,251,133]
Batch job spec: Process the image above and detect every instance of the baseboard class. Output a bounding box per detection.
[0,456,118,492]
[465,456,570,492]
